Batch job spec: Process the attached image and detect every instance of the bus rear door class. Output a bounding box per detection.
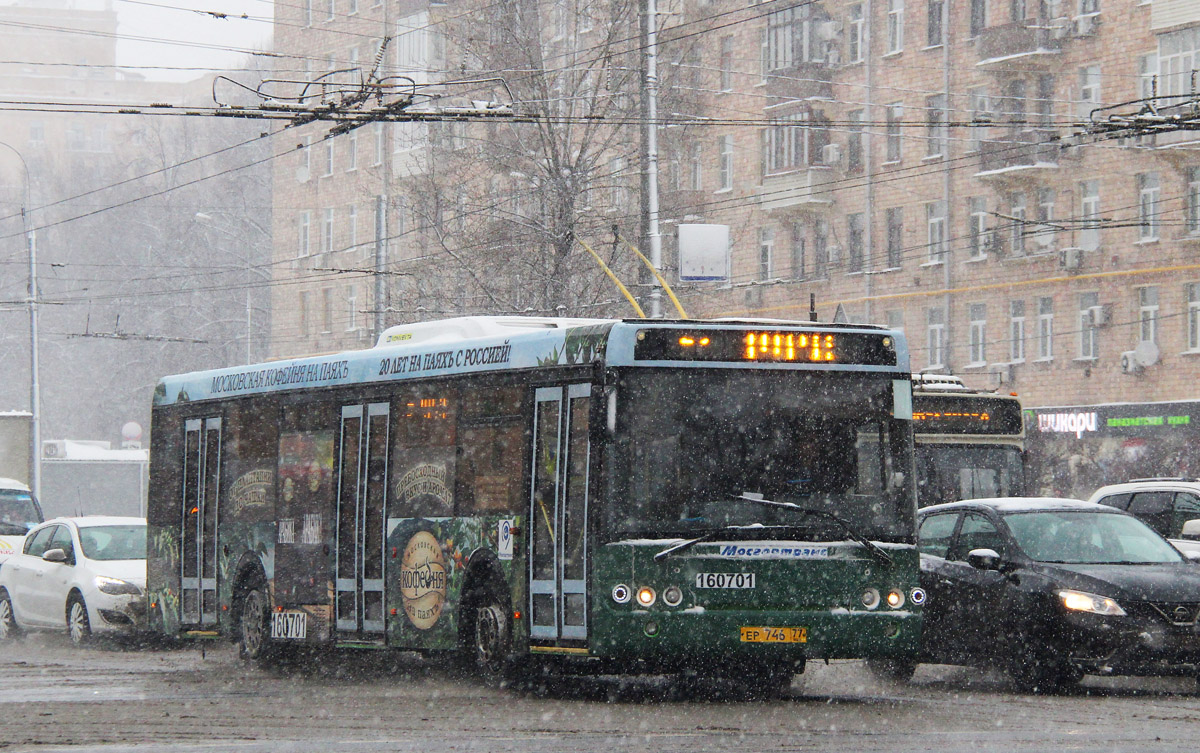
[181,417,221,628]
[335,403,389,637]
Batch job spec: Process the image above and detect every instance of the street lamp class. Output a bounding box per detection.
[0,141,40,499]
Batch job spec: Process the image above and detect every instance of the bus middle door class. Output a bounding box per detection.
[335,403,389,638]
[529,384,591,645]
[181,417,221,628]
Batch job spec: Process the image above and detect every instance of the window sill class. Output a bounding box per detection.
[1181,349,1200,357]
[919,260,945,268]
[962,361,988,370]
[882,159,902,167]
[1072,356,1099,364]
[922,44,944,52]
[922,154,944,162]
[713,187,733,195]
[1133,237,1160,246]
[964,254,988,264]
[882,50,904,59]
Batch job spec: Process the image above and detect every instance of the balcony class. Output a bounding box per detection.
[976,130,1060,178]
[763,61,834,102]
[977,22,1061,68]
[757,166,833,210]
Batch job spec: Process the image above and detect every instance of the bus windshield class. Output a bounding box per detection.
[606,369,914,542]
[0,489,41,536]
[915,444,1024,507]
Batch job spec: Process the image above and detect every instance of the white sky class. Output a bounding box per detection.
[114,0,275,81]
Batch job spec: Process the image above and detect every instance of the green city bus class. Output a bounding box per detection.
[146,316,921,691]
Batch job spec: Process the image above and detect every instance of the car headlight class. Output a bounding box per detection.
[1058,589,1125,616]
[95,576,142,596]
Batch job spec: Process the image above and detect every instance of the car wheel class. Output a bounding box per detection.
[238,587,275,665]
[0,589,20,640]
[866,656,918,683]
[67,596,92,647]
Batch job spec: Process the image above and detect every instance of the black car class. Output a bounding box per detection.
[903,497,1200,691]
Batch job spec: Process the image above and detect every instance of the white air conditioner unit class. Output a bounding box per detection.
[1088,303,1112,327]
[1060,247,1082,270]
[815,20,842,41]
[1073,13,1098,37]
[1120,350,1141,374]
[820,143,843,167]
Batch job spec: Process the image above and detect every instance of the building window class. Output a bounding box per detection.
[1140,53,1159,102]
[813,219,829,278]
[321,288,333,333]
[321,208,334,255]
[759,227,775,280]
[346,287,359,332]
[348,205,358,250]
[1037,296,1054,360]
[969,0,987,37]
[1139,286,1159,344]
[1035,187,1056,250]
[926,200,946,262]
[887,310,905,332]
[1078,65,1101,118]
[1188,283,1200,351]
[968,87,990,153]
[764,112,822,174]
[717,135,733,191]
[1010,300,1026,363]
[347,130,358,171]
[303,0,312,26]
[791,222,806,279]
[847,213,864,273]
[1137,172,1160,241]
[690,142,703,190]
[323,139,334,176]
[1035,75,1055,127]
[1188,167,1200,235]
[968,196,989,258]
[927,307,945,368]
[887,0,904,54]
[848,4,865,63]
[847,109,864,171]
[885,103,903,162]
[325,0,334,22]
[297,211,311,257]
[765,5,826,71]
[373,123,385,166]
[1079,179,1100,251]
[927,0,944,46]
[886,207,904,269]
[968,303,987,365]
[1079,291,1099,359]
[926,95,947,157]
[610,156,628,207]
[1160,28,1200,99]
[719,36,734,91]
[1009,192,1027,256]
[348,0,357,14]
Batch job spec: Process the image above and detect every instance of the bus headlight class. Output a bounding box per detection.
[662,586,683,606]
[860,587,881,609]
[612,584,631,604]
[636,586,657,607]
[886,590,905,608]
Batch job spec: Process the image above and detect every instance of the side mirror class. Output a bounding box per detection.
[966,548,1002,571]
[1181,519,1200,541]
[42,548,67,563]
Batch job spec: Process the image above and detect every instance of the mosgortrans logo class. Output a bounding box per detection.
[717,545,829,559]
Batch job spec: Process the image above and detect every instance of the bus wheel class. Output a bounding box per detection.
[238,588,275,665]
[866,656,917,683]
[467,588,514,685]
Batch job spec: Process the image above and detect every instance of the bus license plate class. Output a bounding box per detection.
[271,611,307,640]
[740,626,807,643]
[695,572,756,589]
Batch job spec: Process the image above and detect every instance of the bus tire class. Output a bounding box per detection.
[238,587,276,665]
[0,589,20,640]
[462,585,515,685]
[866,656,917,683]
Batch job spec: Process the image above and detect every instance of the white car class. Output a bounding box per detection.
[0,516,146,645]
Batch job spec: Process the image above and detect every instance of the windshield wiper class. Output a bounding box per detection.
[727,493,894,567]
[653,524,765,561]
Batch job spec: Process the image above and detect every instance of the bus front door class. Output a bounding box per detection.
[181,417,221,628]
[335,403,389,637]
[529,384,591,643]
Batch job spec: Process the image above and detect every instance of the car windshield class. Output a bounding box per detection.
[78,525,147,561]
[604,369,914,541]
[1003,510,1182,564]
[916,444,1025,508]
[0,490,41,536]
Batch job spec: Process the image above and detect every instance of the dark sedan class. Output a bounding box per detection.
[905,497,1200,692]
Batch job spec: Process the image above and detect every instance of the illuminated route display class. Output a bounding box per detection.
[632,328,898,366]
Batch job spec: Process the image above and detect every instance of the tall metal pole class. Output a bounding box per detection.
[645,0,663,318]
[0,141,39,498]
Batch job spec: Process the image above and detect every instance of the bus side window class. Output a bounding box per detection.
[456,386,525,515]
[391,388,459,518]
